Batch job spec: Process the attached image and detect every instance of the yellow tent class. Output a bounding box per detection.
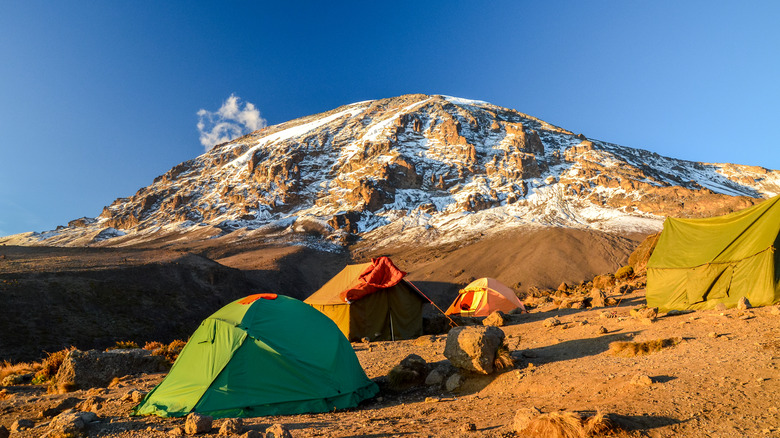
[445,278,526,316]
[647,195,780,311]
[304,257,428,341]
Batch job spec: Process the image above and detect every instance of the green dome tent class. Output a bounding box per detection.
[132,294,378,418]
[647,195,780,312]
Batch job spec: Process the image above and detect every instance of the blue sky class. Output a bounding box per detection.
[1,1,778,236]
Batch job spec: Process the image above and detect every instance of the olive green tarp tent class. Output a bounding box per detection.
[132,294,377,418]
[647,195,780,312]
[304,257,428,342]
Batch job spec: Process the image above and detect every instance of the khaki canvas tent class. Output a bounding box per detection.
[132,294,377,418]
[445,277,526,316]
[647,195,780,312]
[304,257,428,341]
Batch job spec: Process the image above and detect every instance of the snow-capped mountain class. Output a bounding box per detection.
[8,94,780,248]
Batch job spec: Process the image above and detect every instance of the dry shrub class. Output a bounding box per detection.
[609,338,681,357]
[48,381,76,394]
[107,340,139,350]
[143,341,164,351]
[33,346,76,384]
[0,360,40,382]
[523,411,584,438]
[144,339,186,364]
[494,343,514,371]
[584,411,613,435]
[520,410,625,438]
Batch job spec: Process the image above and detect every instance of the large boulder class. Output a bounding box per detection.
[54,349,169,390]
[444,326,505,374]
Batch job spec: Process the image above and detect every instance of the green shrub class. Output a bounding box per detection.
[614,265,634,280]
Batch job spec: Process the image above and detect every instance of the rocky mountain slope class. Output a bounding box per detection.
[3,94,778,249]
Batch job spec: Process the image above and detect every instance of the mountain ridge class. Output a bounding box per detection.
[3,93,778,249]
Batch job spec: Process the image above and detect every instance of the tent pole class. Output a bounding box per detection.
[390,313,395,341]
[405,280,459,328]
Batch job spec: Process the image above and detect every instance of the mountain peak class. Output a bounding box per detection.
[5,94,779,248]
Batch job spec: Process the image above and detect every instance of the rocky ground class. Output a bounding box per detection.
[2,287,779,438]
[0,227,640,363]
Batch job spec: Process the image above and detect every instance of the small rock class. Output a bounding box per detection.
[39,407,60,418]
[445,373,463,392]
[185,412,213,435]
[425,369,445,386]
[631,306,658,321]
[387,354,428,390]
[708,332,719,338]
[737,297,752,310]
[714,302,728,311]
[630,374,653,386]
[509,307,525,315]
[169,426,185,436]
[512,406,542,432]
[2,373,33,386]
[11,419,34,433]
[47,410,97,438]
[424,397,440,403]
[121,389,147,403]
[543,317,561,328]
[425,363,456,387]
[598,326,608,334]
[86,387,108,396]
[483,310,507,327]
[590,288,606,307]
[239,431,263,438]
[461,422,477,432]
[264,423,292,438]
[133,390,147,403]
[218,418,243,436]
[413,335,436,346]
[76,395,105,413]
[361,337,370,344]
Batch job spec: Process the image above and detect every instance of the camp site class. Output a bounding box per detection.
[1,197,779,436]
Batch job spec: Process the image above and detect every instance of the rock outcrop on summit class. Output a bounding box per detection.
[4,94,779,248]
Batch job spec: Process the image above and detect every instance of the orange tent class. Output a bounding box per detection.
[445,278,526,316]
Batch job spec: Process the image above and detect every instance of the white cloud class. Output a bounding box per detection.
[197,94,267,151]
